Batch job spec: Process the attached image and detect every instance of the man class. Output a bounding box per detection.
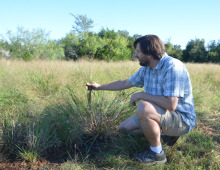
[86,35,196,164]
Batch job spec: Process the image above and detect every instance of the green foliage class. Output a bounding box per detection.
[1,23,220,62]
[183,39,208,62]
[35,40,65,60]
[207,40,220,63]
[61,31,80,60]
[79,32,104,58]
[61,29,132,61]
[94,31,132,61]
[117,30,130,39]
[0,40,10,58]
[70,14,94,34]
[165,42,183,60]
[98,28,118,39]
[1,27,64,60]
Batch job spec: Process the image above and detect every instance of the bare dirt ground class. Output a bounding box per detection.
[0,159,60,170]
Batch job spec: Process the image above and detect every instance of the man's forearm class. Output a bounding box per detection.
[98,79,133,91]
[131,92,178,111]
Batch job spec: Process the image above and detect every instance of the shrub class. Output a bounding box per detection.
[1,27,64,60]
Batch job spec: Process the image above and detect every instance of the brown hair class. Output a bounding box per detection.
[134,35,165,60]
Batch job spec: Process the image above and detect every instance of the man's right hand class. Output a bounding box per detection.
[86,82,101,90]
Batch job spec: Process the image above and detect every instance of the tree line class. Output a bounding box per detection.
[0,14,219,63]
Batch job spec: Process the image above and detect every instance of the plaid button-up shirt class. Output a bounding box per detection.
[128,53,196,133]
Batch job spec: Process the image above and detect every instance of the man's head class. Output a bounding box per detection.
[134,35,165,61]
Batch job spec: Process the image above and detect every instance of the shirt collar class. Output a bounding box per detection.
[154,53,168,70]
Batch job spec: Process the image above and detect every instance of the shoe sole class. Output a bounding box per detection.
[154,158,167,164]
[136,158,167,164]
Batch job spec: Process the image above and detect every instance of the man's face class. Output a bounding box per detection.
[135,43,151,66]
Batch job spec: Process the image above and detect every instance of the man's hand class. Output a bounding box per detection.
[86,82,101,90]
[130,92,145,106]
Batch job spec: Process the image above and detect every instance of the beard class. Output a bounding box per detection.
[139,58,150,66]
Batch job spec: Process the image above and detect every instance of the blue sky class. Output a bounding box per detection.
[0,0,220,48]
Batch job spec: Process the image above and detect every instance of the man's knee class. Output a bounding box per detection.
[118,122,130,132]
[136,101,154,120]
[118,115,140,133]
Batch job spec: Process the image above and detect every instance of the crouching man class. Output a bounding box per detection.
[86,35,196,164]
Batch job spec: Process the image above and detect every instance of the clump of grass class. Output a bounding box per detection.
[1,118,26,157]
[66,87,136,138]
[17,147,38,163]
[1,116,59,159]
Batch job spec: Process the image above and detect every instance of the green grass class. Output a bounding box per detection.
[0,59,219,169]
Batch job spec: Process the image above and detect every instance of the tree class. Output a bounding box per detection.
[2,27,64,60]
[165,42,183,60]
[183,39,207,62]
[165,42,173,55]
[70,14,94,34]
[133,34,142,40]
[95,29,132,61]
[172,45,183,60]
[60,31,81,60]
[117,30,129,39]
[207,40,220,63]
[98,28,117,39]
[2,27,49,60]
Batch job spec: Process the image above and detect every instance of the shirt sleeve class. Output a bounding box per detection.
[128,67,145,88]
[163,65,186,97]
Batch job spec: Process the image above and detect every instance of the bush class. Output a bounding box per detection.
[61,31,81,60]
[183,39,208,62]
[1,27,65,60]
[62,30,132,61]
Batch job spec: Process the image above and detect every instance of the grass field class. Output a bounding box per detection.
[0,59,219,169]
